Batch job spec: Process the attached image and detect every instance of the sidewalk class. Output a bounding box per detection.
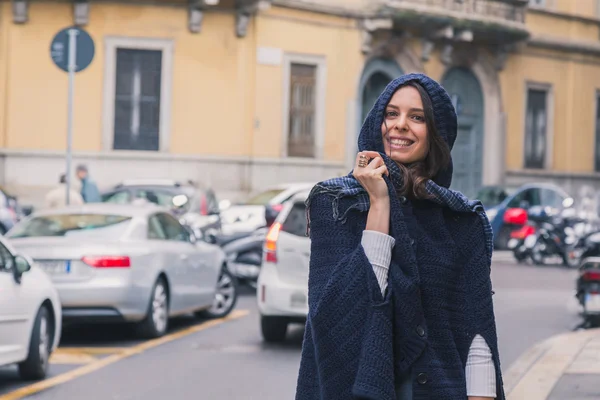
[505,328,600,399]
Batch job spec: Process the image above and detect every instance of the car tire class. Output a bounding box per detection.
[196,266,238,319]
[18,306,52,381]
[260,315,288,343]
[136,278,169,339]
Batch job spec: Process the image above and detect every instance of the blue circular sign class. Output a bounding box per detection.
[50,27,95,73]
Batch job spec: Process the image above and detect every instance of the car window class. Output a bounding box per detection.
[246,189,285,205]
[156,213,189,242]
[102,190,131,204]
[0,242,14,272]
[134,189,176,207]
[540,188,565,209]
[7,214,132,238]
[148,215,167,240]
[282,202,307,237]
[507,189,541,209]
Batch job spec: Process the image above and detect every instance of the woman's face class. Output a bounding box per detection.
[381,86,429,164]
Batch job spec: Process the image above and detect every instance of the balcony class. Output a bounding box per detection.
[383,0,530,46]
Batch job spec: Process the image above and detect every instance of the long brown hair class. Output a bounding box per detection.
[385,81,451,199]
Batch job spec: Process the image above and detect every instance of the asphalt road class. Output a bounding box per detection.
[0,254,582,400]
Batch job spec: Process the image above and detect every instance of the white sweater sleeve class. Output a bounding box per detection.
[466,334,497,397]
[361,230,395,295]
[361,232,496,397]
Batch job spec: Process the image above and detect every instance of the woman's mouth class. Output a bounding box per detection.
[389,138,415,149]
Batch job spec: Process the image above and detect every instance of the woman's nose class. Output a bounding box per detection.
[394,116,408,131]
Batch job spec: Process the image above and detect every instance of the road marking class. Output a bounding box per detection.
[0,309,249,400]
[55,347,126,355]
[506,328,600,400]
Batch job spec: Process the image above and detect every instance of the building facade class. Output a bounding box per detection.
[1,0,600,204]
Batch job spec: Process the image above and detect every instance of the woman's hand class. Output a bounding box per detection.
[352,151,390,203]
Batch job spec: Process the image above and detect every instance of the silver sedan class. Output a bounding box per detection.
[6,203,237,338]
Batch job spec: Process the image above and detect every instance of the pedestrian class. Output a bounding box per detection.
[296,74,503,400]
[44,174,84,209]
[76,164,101,203]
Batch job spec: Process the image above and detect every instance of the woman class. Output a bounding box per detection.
[295,74,503,400]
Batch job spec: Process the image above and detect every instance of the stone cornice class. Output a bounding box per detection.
[271,0,381,19]
[528,7,600,26]
[528,34,600,57]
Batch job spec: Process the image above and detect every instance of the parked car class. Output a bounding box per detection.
[0,236,62,380]
[0,185,23,234]
[220,183,314,234]
[6,203,237,339]
[257,190,310,343]
[476,183,572,249]
[100,179,222,238]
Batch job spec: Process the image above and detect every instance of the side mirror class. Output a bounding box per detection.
[13,255,31,283]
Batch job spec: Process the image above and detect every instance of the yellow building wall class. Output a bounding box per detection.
[500,48,600,173]
[554,0,598,18]
[253,6,362,161]
[0,3,8,148]
[526,12,600,41]
[3,2,255,156]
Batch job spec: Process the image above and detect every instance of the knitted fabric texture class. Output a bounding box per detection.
[295,74,504,400]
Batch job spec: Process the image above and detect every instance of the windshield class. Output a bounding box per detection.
[476,186,518,209]
[245,189,285,206]
[8,214,132,238]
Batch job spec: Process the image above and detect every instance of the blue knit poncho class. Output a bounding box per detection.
[295,74,504,400]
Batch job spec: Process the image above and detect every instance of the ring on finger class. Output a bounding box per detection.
[358,159,368,168]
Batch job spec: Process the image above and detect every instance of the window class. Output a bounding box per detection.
[507,189,541,209]
[156,213,190,242]
[148,215,167,240]
[595,92,600,172]
[529,0,546,7]
[113,49,162,151]
[0,242,14,272]
[7,214,132,238]
[288,64,317,158]
[540,188,566,210]
[102,190,131,204]
[282,203,307,237]
[103,37,173,152]
[283,54,326,159]
[524,86,550,169]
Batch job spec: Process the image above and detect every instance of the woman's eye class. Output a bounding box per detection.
[385,111,398,118]
[412,115,425,122]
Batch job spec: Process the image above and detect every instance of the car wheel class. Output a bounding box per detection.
[261,315,288,343]
[136,278,169,339]
[18,306,52,380]
[197,266,238,319]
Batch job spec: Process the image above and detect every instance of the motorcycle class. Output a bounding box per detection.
[507,222,537,263]
[575,254,600,328]
[219,227,267,289]
[528,206,587,268]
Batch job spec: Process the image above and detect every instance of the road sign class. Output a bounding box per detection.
[50,27,95,205]
[50,27,95,73]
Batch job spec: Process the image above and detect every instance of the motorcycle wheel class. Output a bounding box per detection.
[530,239,546,266]
[563,249,582,269]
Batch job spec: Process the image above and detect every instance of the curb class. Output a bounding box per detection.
[504,328,600,400]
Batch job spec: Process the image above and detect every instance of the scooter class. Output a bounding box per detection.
[575,255,600,329]
[507,222,537,263]
[220,227,267,289]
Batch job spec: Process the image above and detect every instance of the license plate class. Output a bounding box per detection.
[524,235,537,248]
[585,293,600,313]
[290,292,307,308]
[507,238,519,249]
[37,260,70,275]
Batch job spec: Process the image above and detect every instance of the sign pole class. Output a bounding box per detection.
[65,28,78,205]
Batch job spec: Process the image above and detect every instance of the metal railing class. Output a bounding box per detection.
[387,0,527,24]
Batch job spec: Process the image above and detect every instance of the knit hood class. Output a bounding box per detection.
[358,73,457,189]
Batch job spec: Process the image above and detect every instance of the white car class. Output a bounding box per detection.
[220,183,314,235]
[0,236,62,380]
[257,190,310,342]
